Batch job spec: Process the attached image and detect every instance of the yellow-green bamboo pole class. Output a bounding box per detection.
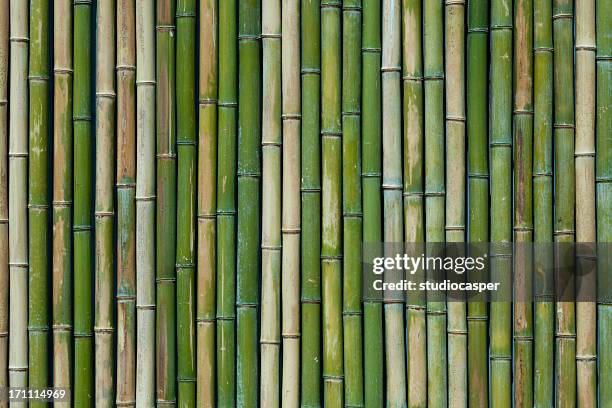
[197,0,218,405]
[8,0,29,401]
[574,1,597,406]
[0,0,8,402]
[95,0,115,406]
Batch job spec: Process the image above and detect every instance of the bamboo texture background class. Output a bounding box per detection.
[0,0,610,407]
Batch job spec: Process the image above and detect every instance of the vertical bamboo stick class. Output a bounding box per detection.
[73,0,93,405]
[321,1,344,406]
[553,1,576,405]
[156,0,177,404]
[424,0,447,406]
[382,0,406,405]
[0,0,8,403]
[512,1,534,406]
[260,0,281,404]
[403,0,426,406]
[300,0,322,406]
[135,0,156,406]
[489,0,512,405]
[237,0,261,405]
[197,0,218,405]
[361,0,384,404]
[8,0,29,402]
[575,0,597,406]
[28,1,50,406]
[533,0,554,406]
[281,1,301,406]
[53,1,73,406]
[342,1,363,406]
[176,0,197,405]
[95,0,116,406]
[596,0,612,403]
[466,1,489,406]
[445,1,467,406]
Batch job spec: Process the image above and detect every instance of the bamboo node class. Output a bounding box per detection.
[468,27,489,33]
[343,5,362,12]
[96,92,117,99]
[406,305,427,311]
[156,400,177,406]
[196,317,216,323]
[175,12,196,18]
[135,195,157,202]
[156,277,176,284]
[116,294,136,302]
[383,299,404,304]
[534,47,554,53]
[403,75,423,82]
[553,123,575,129]
[52,324,73,332]
[8,262,28,268]
[513,335,533,341]
[552,13,573,20]
[301,68,321,75]
[423,74,444,80]
[321,255,343,261]
[342,310,362,316]
[0,331,7,338]
[176,140,197,146]
[74,333,94,338]
[282,333,301,339]
[176,263,195,269]
[261,33,282,39]
[199,98,217,105]
[238,34,261,41]
[115,401,136,407]
[342,111,361,117]
[116,182,136,188]
[555,333,577,339]
[54,68,74,75]
[533,171,553,177]
[0,218,8,224]
[262,140,282,147]
[197,213,217,220]
[321,2,342,9]
[447,329,468,335]
[95,211,115,218]
[490,24,513,30]
[301,187,322,193]
[236,302,258,308]
[136,80,156,86]
[9,36,29,43]
[218,101,238,108]
[8,151,28,158]
[321,131,342,138]
[445,0,466,5]
[343,212,363,218]
[217,209,236,216]
[426,310,447,315]
[490,141,512,148]
[468,172,489,179]
[445,225,465,231]
[381,66,401,73]
[382,183,402,191]
[156,25,176,31]
[489,355,512,361]
[425,191,445,197]
[596,176,612,183]
[301,298,322,304]
[260,339,281,345]
[513,109,533,115]
[116,64,136,72]
[403,191,424,197]
[282,227,301,234]
[261,245,282,251]
[596,55,612,61]
[73,225,93,232]
[361,172,381,178]
[136,304,156,310]
[28,75,49,81]
[216,316,235,321]
[8,366,29,372]
[322,374,344,381]
[513,226,534,232]
[237,171,260,179]
[574,151,595,158]
[73,115,92,122]
[554,229,575,236]
[446,115,466,122]
[282,113,302,120]
[576,354,597,361]
[575,45,596,52]
[94,327,115,333]
[156,153,177,159]
[0,100,7,106]
[466,315,488,321]
[73,0,93,4]
[362,47,381,53]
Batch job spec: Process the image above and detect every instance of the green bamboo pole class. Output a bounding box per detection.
[28,1,50,406]
[466,1,489,406]
[237,0,261,405]
[95,0,115,405]
[156,0,177,405]
[574,1,597,406]
[321,1,343,406]
[260,0,281,405]
[135,0,156,405]
[596,0,612,403]
[424,0,446,406]
[301,0,322,406]
[176,0,197,405]
[403,0,426,406]
[8,0,29,401]
[0,0,7,402]
[282,1,301,406]
[217,0,238,405]
[73,0,93,405]
[512,1,534,406]
[533,0,554,406]
[382,0,406,405]
[342,1,363,406]
[445,1,467,406]
[197,0,218,405]
[53,1,73,406]
[361,0,384,404]
[489,0,512,406]
[553,1,576,405]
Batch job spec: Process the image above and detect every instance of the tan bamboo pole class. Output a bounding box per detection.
[574,0,597,405]
[281,0,301,405]
[8,0,29,400]
[95,0,116,406]
[197,0,218,405]
[53,1,73,406]
[0,0,8,402]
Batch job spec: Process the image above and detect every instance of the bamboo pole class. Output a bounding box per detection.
[116,0,137,406]
[73,0,93,405]
[53,1,73,406]
[361,0,384,404]
[321,1,344,406]
[574,0,597,406]
[197,0,218,405]
[445,1,467,406]
[553,1,576,405]
[156,0,177,405]
[0,0,8,403]
[341,1,363,406]
[8,0,29,402]
[135,0,156,405]
[466,1,489,406]
[28,1,50,406]
[403,0,426,406]
[424,0,447,405]
[176,0,197,405]
[596,0,612,403]
[281,1,301,406]
[381,0,406,405]
[512,1,534,406]
[489,0,512,405]
[533,0,554,406]
[260,0,281,404]
[237,0,261,405]
[300,0,322,406]
[95,0,115,406]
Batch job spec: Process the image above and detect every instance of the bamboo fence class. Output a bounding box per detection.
[0,0,609,407]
